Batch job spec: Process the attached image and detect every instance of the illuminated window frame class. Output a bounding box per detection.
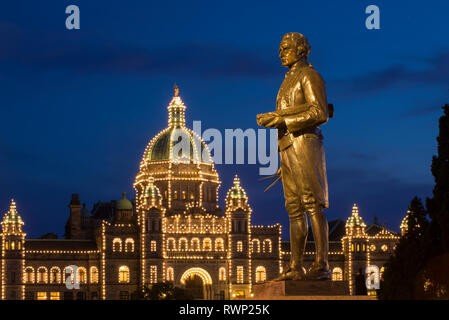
[113,238,122,252]
[166,267,174,282]
[37,266,48,284]
[49,267,61,284]
[263,239,272,253]
[255,266,266,283]
[119,266,130,283]
[125,238,135,252]
[90,266,99,284]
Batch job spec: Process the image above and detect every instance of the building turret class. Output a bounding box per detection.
[342,204,368,295]
[114,192,133,223]
[65,194,82,239]
[225,175,252,298]
[1,199,26,300]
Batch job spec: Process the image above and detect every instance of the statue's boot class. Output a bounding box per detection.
[307,205,331,281]
[275,213,308,281]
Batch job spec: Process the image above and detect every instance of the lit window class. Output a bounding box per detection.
[380,267,385,280]
[150,240,157,252]
[252,239,260,253]
[167,238,176,251]
[237,241,243,252]
[219,267,226,281]
[174,191,178,200]
[50,292,60,300]
[263,239,272,253]
[11,241,15,250]
[5,240,9,250]
[237,266,244,284]
[351,244,354,252]
[49,267,61,284]
[150,265,157,284]
[191,238,200,251]
[203,238,212,251]
[356,244,360,252]
[255,266,266,283]
[37,267,48,284]
[179,238,188,251]
[119,266,130,283]
[215,238,224,251]
[90,267,99,284]
[362,244,366,251]
[182,191,186,200]
[164,190,168,199]
[18,241,21,250]
[190,192,194,200]
[37,292,47,300]
[24,267,34,284]
[78,267,87,284]
[166,267,174,282]
[332,267,343,281]
[64,266,75,284]
[113,238,122,252]
[125,238,134,252]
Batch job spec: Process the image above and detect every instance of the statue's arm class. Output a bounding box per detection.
[282,70,329,132]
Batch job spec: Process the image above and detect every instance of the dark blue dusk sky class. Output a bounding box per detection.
[1,1,448,238]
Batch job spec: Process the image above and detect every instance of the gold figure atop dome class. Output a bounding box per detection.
[174,83,179,97]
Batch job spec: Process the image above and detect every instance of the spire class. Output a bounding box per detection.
[167,85,186,127]
[1,198,25,234]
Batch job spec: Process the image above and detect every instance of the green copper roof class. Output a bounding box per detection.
[117,192,133,210]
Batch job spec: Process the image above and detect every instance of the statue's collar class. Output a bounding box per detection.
[287,60,308,73]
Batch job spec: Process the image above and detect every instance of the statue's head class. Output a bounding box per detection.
[279,32,311,68]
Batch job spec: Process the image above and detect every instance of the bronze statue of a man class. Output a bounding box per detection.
[257,32,331,280]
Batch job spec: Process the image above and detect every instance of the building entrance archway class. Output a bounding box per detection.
[180,268,213,300]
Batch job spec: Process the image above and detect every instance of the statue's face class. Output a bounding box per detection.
[279,38,300,67]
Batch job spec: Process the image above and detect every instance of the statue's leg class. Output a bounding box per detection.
[307,204,331,280]
[275,147,307,281]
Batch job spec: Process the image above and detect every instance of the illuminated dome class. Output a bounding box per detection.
[142,88,212,164]
[346,204,366,228]
[134,86,221,215]
[117,192,133,210]
[226,175,248,200]
[2,199,23,225]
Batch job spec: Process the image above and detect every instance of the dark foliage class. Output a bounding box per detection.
[131,282,194,300]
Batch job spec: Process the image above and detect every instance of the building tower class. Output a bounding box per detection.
[140,177,164,288]
[225,175,252,298]
[342,204,368,295]
[1,199,26,300]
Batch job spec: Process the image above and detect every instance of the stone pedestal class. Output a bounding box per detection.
[253,280,350,299]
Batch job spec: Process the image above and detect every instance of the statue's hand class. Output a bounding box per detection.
[257,112,278,127]
[258,112,285,128]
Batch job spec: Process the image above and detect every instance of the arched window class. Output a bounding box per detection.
[263,239,272,253]
[24,267,34,284]
[182,191,186,200]
[150,266,157,284]
[5,240,9,250]
[219,267,226,281]
[78,267,87,284]
[215,238,224,251]
[255,266,266,283]
[119,266,130,283]
[64,266,75,284]
[167,238,176,251]
[113,238,122,252]
[332,267,343,281]
[191,238,200,251]
[18,241,22,250]
[37,267,48,284]
[203,238,212,251]
[166,267,174,282]
[179,238,188,251]
[351,243,354,252]
[90,266,99,284]
[125,238,134,252]
[252,239,260,253]
[190,192,194,200]
[11,241,15,250]
[237,241,243,252]
[49,267,61,284]
[356,244,360,252]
